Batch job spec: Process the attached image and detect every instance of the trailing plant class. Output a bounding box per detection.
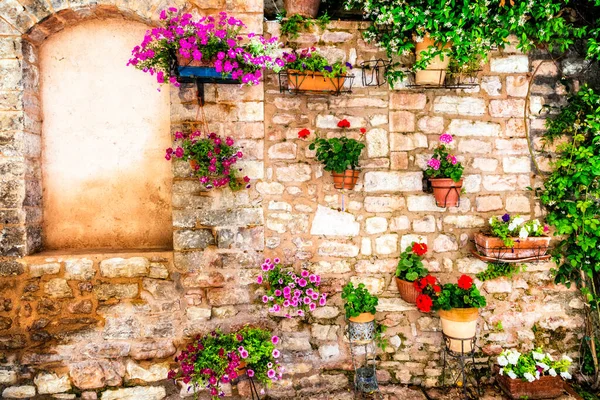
[476,262,526,282]
[166,131,249,191]
[257,257,328,318]
[276,11,330,39]
[497,348,572,382]
[168,326,282,399]
[424,134,464,182]
[396,242,429,282]
[341,282,378,318]
[128,9,287,86]
[299,119,366,173]
[283,47,353,78]
[487,214,549,248]
[343,0,589,85]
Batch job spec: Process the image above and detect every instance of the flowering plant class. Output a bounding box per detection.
[418,274,486,312]
[128,9,286,86]
[489,214,549,248]
[396,242,429,282]
[258,258,328,318]
[301,119,365,173]
[424,133,463,182]
[283,47,352,78]
[341,282,378,318]
[498,348,572,382]
[168,326,283,399]
[166,131,249,190]
[413,274,442,313]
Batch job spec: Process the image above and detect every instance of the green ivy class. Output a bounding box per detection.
[476,263,526,282]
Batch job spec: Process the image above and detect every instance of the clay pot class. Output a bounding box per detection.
[438,308,478,353]
[332,170,360,190]
[496,366,565,399]
[283,0,320,18]
[287,70,347,92]
[414,34,452,86]
[474,233,551,260]
[430,178,463,207]
[348,312,375,323]
[395,278,419,304]
[189,160,199,170]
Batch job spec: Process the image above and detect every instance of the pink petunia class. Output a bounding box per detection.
[301,270,309,278]
[271,336,280,345]
[272,349,280,358]
[319,297,326,306]
[262,295,268,303]
[309,303,316,311]
[298,279,307,287]
[247,369,255,378]
[267,369,276,379]
[257,275,263,284]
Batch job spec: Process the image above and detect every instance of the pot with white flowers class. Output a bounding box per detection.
[475,214,551,260]
[496,348,572,399]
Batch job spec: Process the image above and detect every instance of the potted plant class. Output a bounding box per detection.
[424,133,464,207]
[341,282,378,342]
[299,119,365,189]
[167,326,283,399]
[474,214,551,260]
[128,9,287,86]
[414,33,452,85]
[166,131,250,191]
[284,0,321,18]
[395,242,429,303]
[257,257,328,318]
[416,274,486,353]
[496,348,572,399]
[283,47,353,92]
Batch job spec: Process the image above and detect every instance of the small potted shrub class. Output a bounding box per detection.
[395,242,429,303]
[166,131,250,191]
[299,119,365,189]
[257,257,328,318]
[475,214,551,260]
[341,282,378,342]
[168,326,283,399]
[416,274,486,353]
[424,133,464,207]
[128,9,286,86]
[283,47,353,92]
[496,348,572,399]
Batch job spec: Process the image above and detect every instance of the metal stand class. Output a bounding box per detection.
[232,373,260,400]
[360,59,392,87]
[346,321,382,399]
[441,333,482,400]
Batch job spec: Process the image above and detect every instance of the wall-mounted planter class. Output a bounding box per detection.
[496,370,565,399]
[280,70,354,95]
[332,170,360,190]
[430,178,462,207]
[176,55,236,83]
[473,233,551,261]
[414,34,452,86]
[395,278,419,304]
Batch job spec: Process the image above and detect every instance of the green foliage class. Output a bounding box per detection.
[395,243,428,282]
[277,12,330,39]
[495,321,504,332]
[435,281,487,310]
[477,263,526,282]
[285,48,351,78]
[309,135,365,173]
[341,282,379,318]
[582,337,600,376]
[536,86,600,306]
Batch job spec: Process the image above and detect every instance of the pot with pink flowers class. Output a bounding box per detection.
[424,133,464,208]
[257,257,328,318]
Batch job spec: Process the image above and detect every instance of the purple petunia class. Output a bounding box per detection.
[502,213,510,223]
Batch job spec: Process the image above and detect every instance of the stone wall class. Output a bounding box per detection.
[0,0,588,398]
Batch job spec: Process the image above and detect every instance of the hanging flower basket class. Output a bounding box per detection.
[287,69,347,92]
[474,233,551,260]
[176,55,235,81]
[332,170,360,190]
[496,369,565,399]
[430,178,463,207]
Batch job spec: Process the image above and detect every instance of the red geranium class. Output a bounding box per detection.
[457,274,474,290]
[360,127,366,134]
[416,294,433,312]
[298,128,311,139]
[412,242,427,256]
[337,119,351,128]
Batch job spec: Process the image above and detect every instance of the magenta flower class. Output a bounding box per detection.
[262,295,268,303]
[301,270,309,278]
[298,278,307,287]
[240,349,248,358]
[271,335,280,344]
[267,369,276,379]
[247,369,255,378]
[272,349,280,358]
[446,155,458,165]
[427,158,441,170]
[439,133,453,144]
[274,289,282,296]
[303,296,311,305]
[257,275,263,284]
[175,147,184,158]
[309,303,316,311]
[274,257,280,263]
[319,297,326,306]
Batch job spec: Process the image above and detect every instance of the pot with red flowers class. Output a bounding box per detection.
[424,133,464,207]
[395,242,429,303]
[166,131,250,191]
[168,326,283,399]
[283,47,353,93]
[299,119,365,190]
[415,274,486,352]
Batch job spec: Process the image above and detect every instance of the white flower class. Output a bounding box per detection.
[507,370,517,379]
[507,350,521,365]
[546,353,554,361]
[535,371,540,379]
[549,368,557,377]
[560,371,572,380]
[489,217,494,225]
[499,368,504,376]
[519,227,529,239]
[524,372,535,382]
[498,355,509,366]
[562,355,573,362]
[536,362,549,371]
[532,351,545,361]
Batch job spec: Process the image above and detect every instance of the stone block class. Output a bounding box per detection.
[433,96,486,116]
[458,139,492,154]
[448,120,501,137]
[364,171,422,192]
[332,97,388,108]
[391,152,409,170]
[365,217,388,234]
[125,361,169,383]
[375,234,398,255]
[312,306,340,319]
[317,241,359,257]
[489,99,526,118]
[413,216,436,233]
[44,278,73,298]
[130,340,176,360]
[506,195,531,212]
[364,196,405,212]
[30,262,60,277]
[275,164,311,182]
[103,316,139,340]
[93,284,138,301]
[69,360,123,390]
[390,93,427,110]
[389,111,415,132]
[100,386,166,400]
[99,257,149,278]
[366,128,389,157]
[173,229,215,250]
[490,55,529,73]
[481,76,502,96]
[2,386,35,399]
[390,132,427,151]
[318,344,340,360]
[406,196,446,212]
[506,75,529,97]
[310,205,360,237]
[207,287,249,306]
[268,142,297,159]
[64,258,95,281]
[0,370,17,385]
[433,234,458,252]
[186,307,211,321]
[0,60,22,91]
[376,298,416,312]
[503,156,531,173]
[475,196,503,212]
[235,101,263,122]
[443,215,485,228]
[472,158,498,172]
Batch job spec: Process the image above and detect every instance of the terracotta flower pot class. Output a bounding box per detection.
[496,367,565,399]
[287,69,347,92]
[438,308,478,353]
[415,33,452,86]
[430,178,462,207]
[283,0,320,18]
[348,312,375,323]
[236,361,247,376]
[332,170,360,190]
[474,232,551,260]
[395,278,419,304]
[189,160,199,170]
